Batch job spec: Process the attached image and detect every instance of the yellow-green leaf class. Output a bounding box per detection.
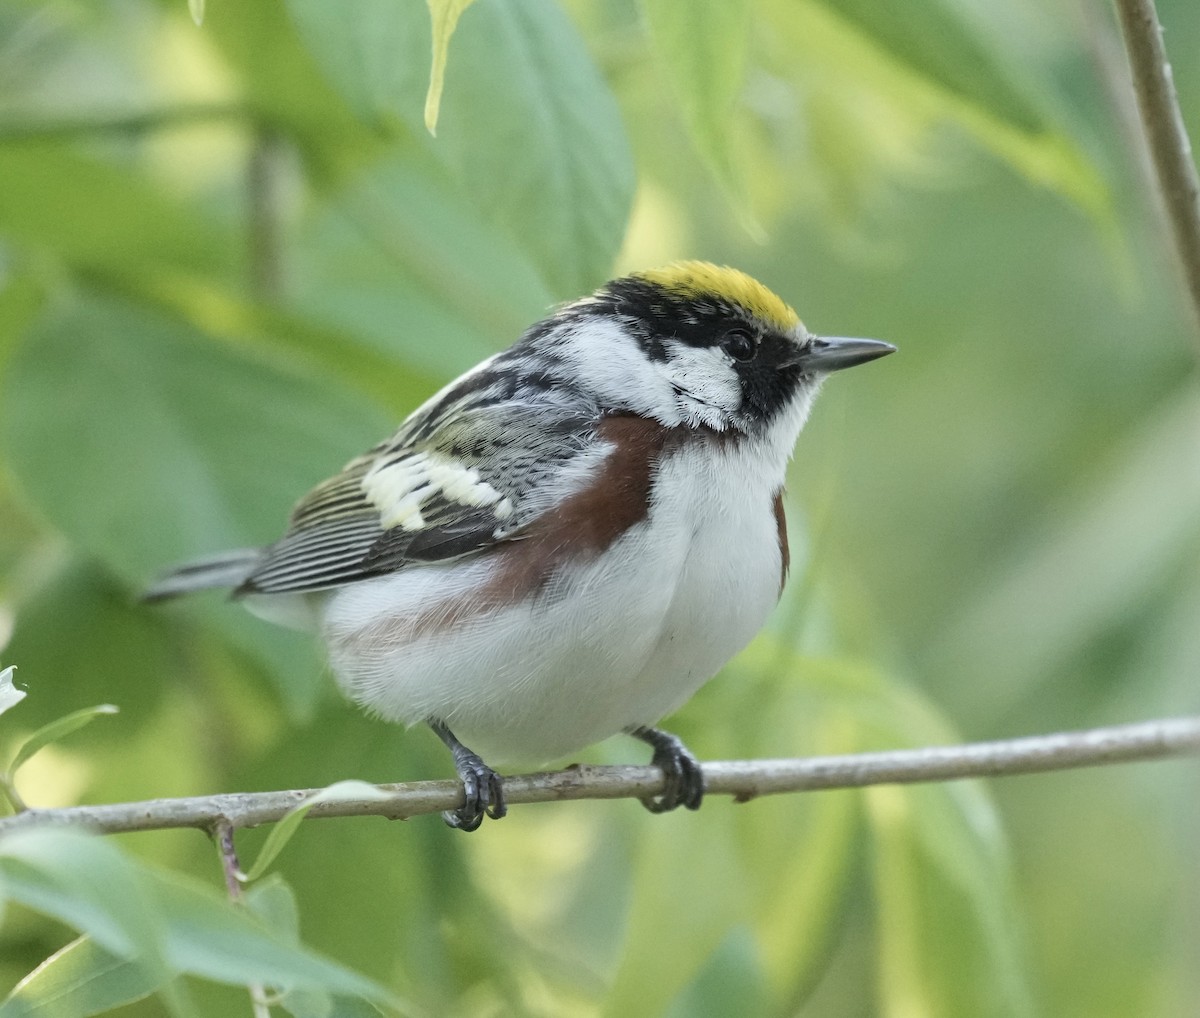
[640,0,750,204]
[424,0,476,135]
[809,0,1112,222]
[0,829,400,1007]
[287,0,633,297]
[8,704,119,779]
[1,936,163,1017]
[243,780,393,882]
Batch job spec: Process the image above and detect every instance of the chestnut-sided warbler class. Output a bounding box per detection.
[147,262,894,830]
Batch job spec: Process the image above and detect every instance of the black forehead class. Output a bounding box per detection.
[591,277,760,359]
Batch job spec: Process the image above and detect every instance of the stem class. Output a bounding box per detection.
[0,104,250,143]
[0,715,1196,837]
[0,774,27,814]
[247,127,287,302]
[1112,0,1200,337]
[212,817,245,899]
[212,818,272,1018]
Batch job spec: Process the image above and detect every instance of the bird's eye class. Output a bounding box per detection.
[721,329,757,362]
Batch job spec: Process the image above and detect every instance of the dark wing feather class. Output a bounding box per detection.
[235,381,600,596]
[366,508,499,566]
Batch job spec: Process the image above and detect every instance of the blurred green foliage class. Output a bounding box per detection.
[0,0,1197,1014]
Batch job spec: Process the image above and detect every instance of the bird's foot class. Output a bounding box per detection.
[429,721,507,832]
[628,725,704,813]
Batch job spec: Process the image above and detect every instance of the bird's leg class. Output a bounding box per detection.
[429,720,507,831]
[627,725,705,813]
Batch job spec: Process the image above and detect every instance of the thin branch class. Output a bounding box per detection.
[211,819,272,1018]
[212,818,244,900]
[0,103,250,143]
[1112,0,1200,336]
[247,126,288,302]
[0,716,1196,838]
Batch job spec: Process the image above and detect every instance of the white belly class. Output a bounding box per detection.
[318,442,785,765]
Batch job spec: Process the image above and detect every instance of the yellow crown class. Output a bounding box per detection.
[633,261,801,333]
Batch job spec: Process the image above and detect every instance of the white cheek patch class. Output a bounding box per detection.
[557,317,682,425]
[660,345,742,428]
[362,452,513,531]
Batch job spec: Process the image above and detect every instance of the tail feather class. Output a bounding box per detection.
[142,549,263,602]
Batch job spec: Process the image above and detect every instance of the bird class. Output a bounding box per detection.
[145,262,894,831]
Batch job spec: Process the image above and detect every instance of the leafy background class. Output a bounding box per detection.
[0,0,1198,1015]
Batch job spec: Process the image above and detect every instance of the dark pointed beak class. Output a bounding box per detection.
[789,336,896,373]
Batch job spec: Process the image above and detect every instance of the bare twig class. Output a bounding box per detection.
[0,103,249,143]
[212,817,244,899]
[1112,0,1200,335]
[0,716,1196,838]
[211,818,272,1018]
[247,126,288,302]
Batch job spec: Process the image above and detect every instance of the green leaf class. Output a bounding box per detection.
[320,998,388,1018]
[155,873,393,1001]
[282,994,388,1018]
[747,759,861,1004]
[244,877,330,1018]
[719,641,1035,1014]
[3,562,179,733]
[934,390,1200,718]
[427,0,635,296]
[7,705,118,780]
[117,271,439,418]
[819,0,1043,134]
[662,928,767,1018]
[288,0,634,296]
[693,647,864,1007]
[292,148,555,378]
[0,830,400,1007]
[0,666,24,717]
[231,709,475,1007]
[0,269,46,377]
[602,813,748,1018]
[284,0,422,128]
[807,0,1110,218]
[0,145,226,278]
[424,0,476,135]
[640,0,751,203]
[0,829,176,996]
[0,936,162,1018]
[244,875,302,943]
[245,878,390,1018]
[243,780,392,882]
[188,0,205,27]
[1,289,389,585]
[866,782,1035,1018]
[200,3,381,181]
[1,291,388,715]
[790,658,1035,1018]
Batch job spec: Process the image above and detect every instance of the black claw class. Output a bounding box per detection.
[429,721,507,832]
[628,726,705,813]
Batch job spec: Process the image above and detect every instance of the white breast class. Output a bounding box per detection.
[627,441,785,721]
[317,432,793,765]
